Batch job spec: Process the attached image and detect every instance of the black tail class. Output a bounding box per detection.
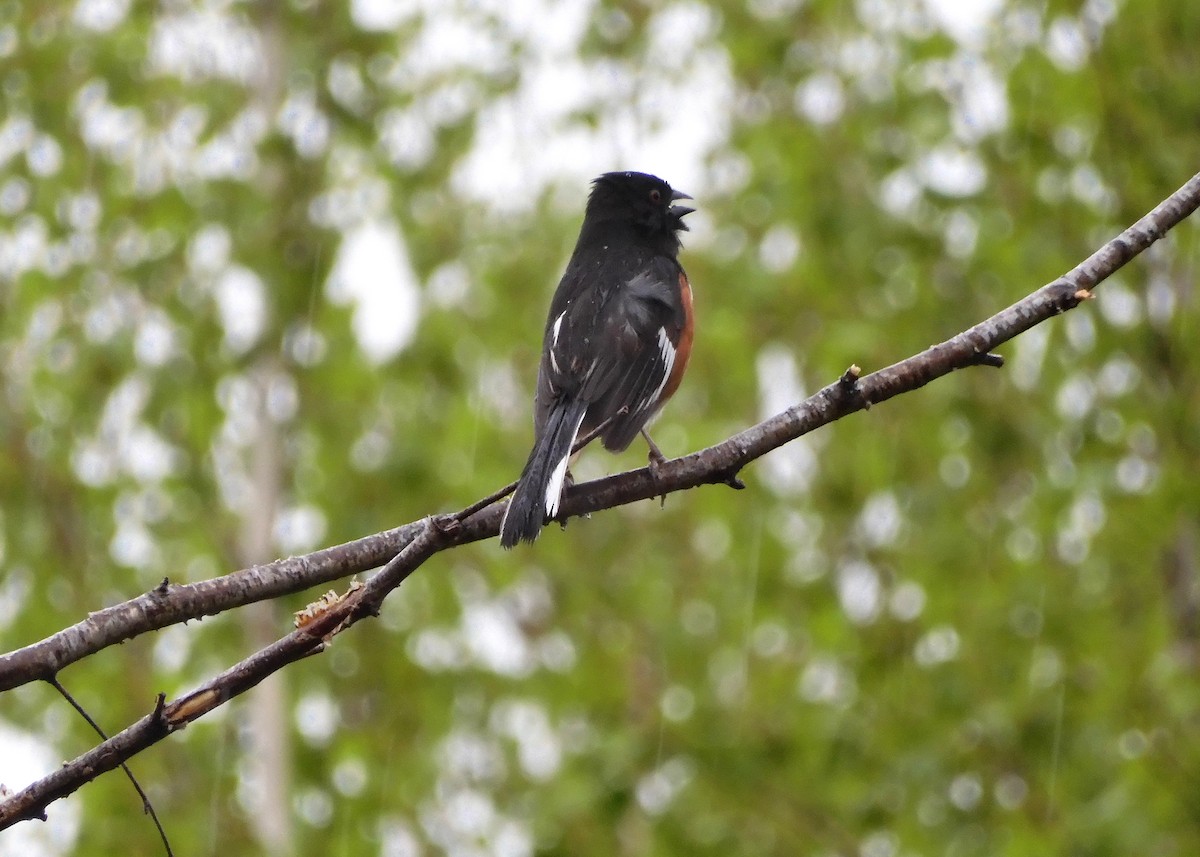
[500,398,588,548]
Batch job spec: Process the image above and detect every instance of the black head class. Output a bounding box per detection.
[586,171,694,242]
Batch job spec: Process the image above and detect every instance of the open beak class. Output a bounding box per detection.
[670,189,695,229]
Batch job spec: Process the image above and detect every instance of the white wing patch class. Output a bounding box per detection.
[657,327,676,377]
[647,327,675,409]
[625,327,676,424]
[549,311,566,374]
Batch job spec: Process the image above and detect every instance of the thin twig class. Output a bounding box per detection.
[47,677,174,857]
[0,525,446,830]
[454,480,520,522]
[454,411,623,523]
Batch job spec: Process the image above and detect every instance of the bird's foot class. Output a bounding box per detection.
[642,430,670,508]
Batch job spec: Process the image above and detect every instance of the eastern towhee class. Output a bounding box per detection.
[499,171,695,548]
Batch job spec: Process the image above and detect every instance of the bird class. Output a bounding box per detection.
[499,171,696,548]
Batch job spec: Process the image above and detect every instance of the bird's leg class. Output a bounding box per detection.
[641,429,670,507]
[642,429,667,466]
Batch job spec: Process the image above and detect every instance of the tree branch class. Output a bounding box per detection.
[1,169,1198,829]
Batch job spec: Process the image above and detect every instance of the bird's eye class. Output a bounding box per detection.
[649,189,662,204]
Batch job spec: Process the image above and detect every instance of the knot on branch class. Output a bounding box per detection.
[1053,278,1095,312]
[968,352,1005,368]
[838,364,868,408]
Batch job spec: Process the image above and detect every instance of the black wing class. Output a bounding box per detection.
[536,256,686,453]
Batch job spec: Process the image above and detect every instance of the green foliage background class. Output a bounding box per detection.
[2,1,1198,855]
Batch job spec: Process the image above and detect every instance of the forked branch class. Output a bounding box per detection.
[2,169,1199,830]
